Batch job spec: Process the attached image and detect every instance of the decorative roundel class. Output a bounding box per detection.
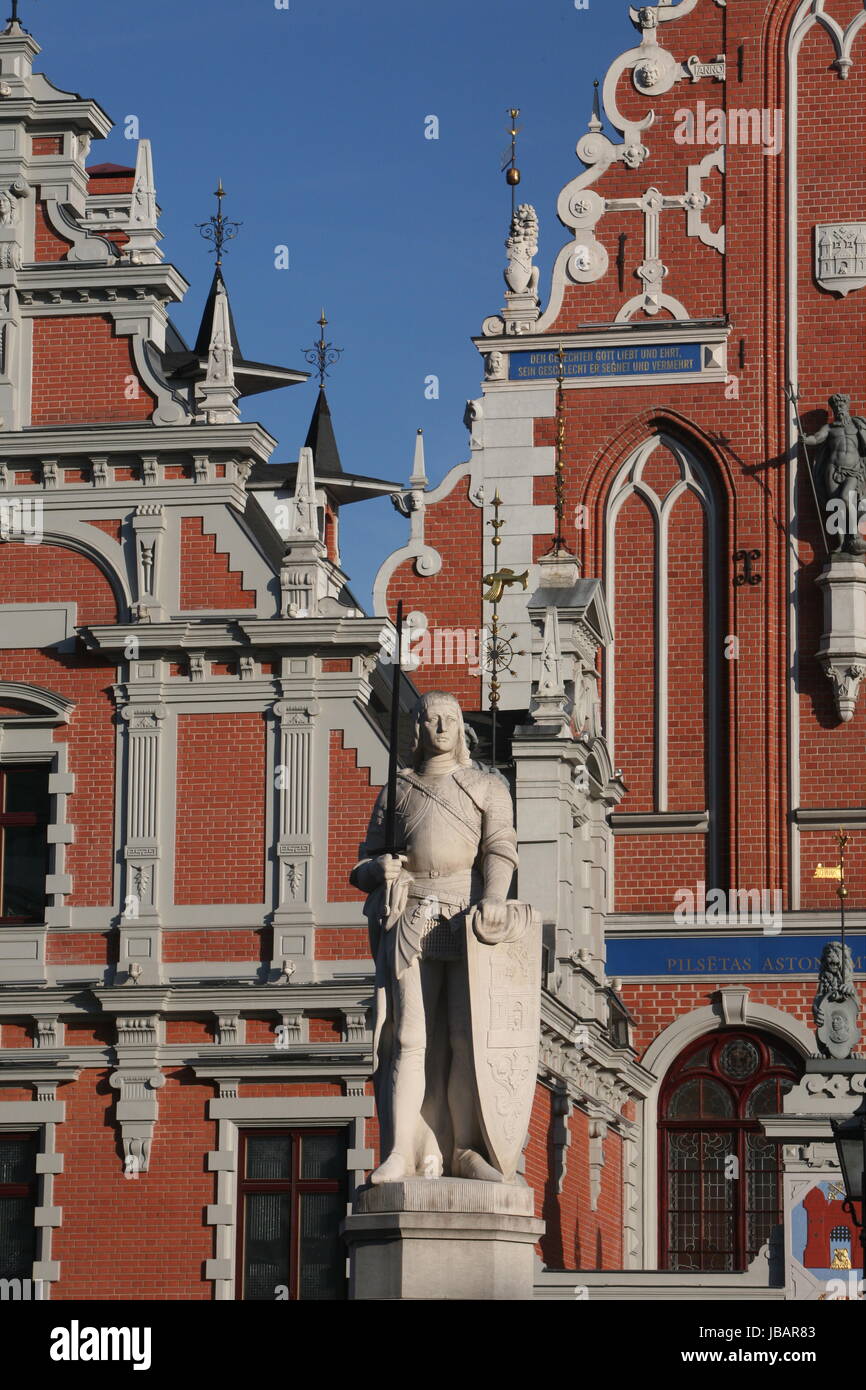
[566,188,604,227]
[567,240,608,285]
[485,634,517,673]
[631,47,679,96]
[718,1038,760,1081]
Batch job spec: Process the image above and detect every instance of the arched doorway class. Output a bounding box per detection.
[659,1030,801,1271]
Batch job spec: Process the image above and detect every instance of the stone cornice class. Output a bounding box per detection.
[0,421,276,463]
[84,617,387,656]
[191,1046,371,1081]
[2,96,113,138]
[17,261,189,304]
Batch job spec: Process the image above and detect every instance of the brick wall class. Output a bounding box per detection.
[33,199,72,261]
[620,979,827,1062]
[31,315,155,425]
[385,476,483,708]
[0,543,118,907]
[174,713,265,904]
[52,1069,216,1300]
[178,517,256,610]
[524,1082,624,1270]
[327,730,382,904]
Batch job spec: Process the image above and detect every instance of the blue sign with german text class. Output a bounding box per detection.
[508,342,703,381]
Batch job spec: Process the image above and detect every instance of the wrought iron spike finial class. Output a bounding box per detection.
[196,179,242,268]
[303,309,343,388]
[7,0,26,30]
[591,79,602,129]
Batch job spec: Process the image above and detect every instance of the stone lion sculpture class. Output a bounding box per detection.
[813,941,860,1060]
[504,203,540,298]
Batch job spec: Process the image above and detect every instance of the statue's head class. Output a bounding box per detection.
[830,392,852,418]
[411,691,471,770]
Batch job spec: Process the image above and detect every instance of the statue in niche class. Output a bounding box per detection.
[804,393,866,554]
[350,691,541,1185]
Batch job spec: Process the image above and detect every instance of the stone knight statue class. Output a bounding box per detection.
[350,691,541,1186]
[804,393,866,553]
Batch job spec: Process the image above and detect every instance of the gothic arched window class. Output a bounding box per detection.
[605,434,727,901]
[659,1031,800,1271]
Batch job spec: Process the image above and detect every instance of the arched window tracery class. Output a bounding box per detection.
[659,1030,801,1271]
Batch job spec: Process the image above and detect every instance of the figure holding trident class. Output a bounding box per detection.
[350,689,540,1186]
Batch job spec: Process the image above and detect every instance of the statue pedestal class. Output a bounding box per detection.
[342,1178,544,1300]
[816,552,866,720]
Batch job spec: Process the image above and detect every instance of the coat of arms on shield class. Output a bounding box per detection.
[815,223,866,297]
[465,904,542,1182]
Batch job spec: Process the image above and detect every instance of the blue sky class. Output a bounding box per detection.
[30,0,634,606]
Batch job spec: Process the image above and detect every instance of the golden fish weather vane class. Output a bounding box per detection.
[813,828,850,955]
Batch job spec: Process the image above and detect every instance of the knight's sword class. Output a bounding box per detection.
[383,601,405,918]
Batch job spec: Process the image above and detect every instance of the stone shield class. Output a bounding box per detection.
[465,905,542,1181]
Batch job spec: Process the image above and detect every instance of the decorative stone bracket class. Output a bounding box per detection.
[131,504,166,622]
[109,1066,165,1174]
[552,1092,573,1195]
[588,1113,608,1211]
[816,554,866,721]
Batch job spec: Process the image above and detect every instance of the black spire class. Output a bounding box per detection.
[303,388,343,477]
[193,266,242,358]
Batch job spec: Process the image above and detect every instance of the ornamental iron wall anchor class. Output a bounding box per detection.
[734,549,761,586]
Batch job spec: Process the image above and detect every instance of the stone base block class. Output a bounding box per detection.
[342,1178,544,1300]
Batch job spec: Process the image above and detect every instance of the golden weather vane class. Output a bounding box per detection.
[501,108,521,218]
[813,827,850,955]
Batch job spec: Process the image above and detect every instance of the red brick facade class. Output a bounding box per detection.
[2,0,864,1305]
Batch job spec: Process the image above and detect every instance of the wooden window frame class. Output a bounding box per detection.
[0,764,51,926]
[658,1031,800,1273]
[0,1131,39,1280]
[235,1127,347,1301]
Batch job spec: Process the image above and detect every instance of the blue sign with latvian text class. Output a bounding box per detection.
[606,934,866,977]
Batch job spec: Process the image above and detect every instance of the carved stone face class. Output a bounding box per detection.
[831,393,852,420]
[419,700,462,759]
[485,351,504,379]
[829,1010,850,1042]
[635,62,660,89]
